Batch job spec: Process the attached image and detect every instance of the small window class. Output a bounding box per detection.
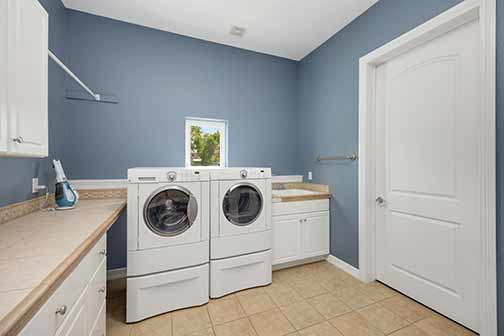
[185,118,227,168]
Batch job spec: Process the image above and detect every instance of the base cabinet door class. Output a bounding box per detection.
[301,212,330,258]
[273,214,301,265]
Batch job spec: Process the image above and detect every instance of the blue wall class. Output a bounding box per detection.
[1,0,502,330]
[62,10,300,269]
[62,10,300,180]
[0,0,68,207]
[297,0,503,332]
[298,0,464,269]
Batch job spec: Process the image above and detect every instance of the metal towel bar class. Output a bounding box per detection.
[316,154,358,162]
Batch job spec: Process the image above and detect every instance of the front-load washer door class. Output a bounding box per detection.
[138,182,201,250]
[219,180,267,236]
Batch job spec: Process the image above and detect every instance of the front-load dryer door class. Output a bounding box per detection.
[219,180,267,236]
[138,182,201,250]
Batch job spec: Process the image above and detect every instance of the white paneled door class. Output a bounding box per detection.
[375,19,481,331]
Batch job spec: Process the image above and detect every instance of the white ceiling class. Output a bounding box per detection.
[61,0,379,61]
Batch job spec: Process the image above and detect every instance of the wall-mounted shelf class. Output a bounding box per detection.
[49,50,117,103]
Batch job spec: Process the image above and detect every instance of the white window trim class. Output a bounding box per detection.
[185,117,228,168]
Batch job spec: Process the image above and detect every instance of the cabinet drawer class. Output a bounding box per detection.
[89,300,106,336]
[55,284,89,336]
[87,258,106,330]
[20,235,107,336]
[83,235,107,280]
[20,259,90,335]
[273,199,329,216]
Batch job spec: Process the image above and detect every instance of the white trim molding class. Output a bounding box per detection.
[185,117,228,168]
[71,176,305,189]
[70,179,127,190]
[272,175,304,183]
[326,255,360,280]
[358,0,496,334]
[107,267,127,281]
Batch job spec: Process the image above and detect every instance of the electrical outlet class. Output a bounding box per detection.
[308,171,313,180]
[32,178,47,194]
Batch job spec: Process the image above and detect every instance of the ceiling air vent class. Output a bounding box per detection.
[230,25,246,37]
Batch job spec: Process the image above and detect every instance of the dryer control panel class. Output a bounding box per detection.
[210,168,272,180]
[128,168,210,183]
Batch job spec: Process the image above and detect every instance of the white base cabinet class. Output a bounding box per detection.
[273,200,330,266]
[20,235,107,336]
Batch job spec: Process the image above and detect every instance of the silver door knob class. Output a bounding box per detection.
[98,286,106,294]
[12,136,23,144]
[376,196,386,206]
[55,305,67,315]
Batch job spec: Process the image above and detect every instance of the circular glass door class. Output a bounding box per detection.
[143,186,198,237]
[222,183,263,226]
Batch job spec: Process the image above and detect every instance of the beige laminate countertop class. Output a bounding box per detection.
[0,199,126,336]
[272,183,331,203]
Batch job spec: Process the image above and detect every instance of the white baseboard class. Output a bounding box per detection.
[70,179,127,190]
[107,267,127,280]
[273,255,327,271]
[326,255,361,280]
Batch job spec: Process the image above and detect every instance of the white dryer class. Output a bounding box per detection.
[127,168,209,322]
[209,168,272,298]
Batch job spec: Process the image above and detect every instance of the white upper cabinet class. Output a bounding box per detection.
[1,0,48,157]
[0,0,8,153]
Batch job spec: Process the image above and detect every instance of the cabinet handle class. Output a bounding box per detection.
[98,286,106,294]
[304,218,307,222]
[12,136,24,144]
[99,248,107,256]
[55,305,67,315]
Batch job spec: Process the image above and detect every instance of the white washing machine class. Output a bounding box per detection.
[209,168,272,298]
[126,168,209,322]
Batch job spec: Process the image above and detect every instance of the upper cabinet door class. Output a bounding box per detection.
[0,0,8,154]
[6,0,48,157]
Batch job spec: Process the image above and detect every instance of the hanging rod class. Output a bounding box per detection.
[316,154,358,162]
[48,50,100,101]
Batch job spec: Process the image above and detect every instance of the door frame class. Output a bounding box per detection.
[357,0,497,334]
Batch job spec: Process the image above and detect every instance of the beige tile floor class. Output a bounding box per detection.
[106,261,477,336]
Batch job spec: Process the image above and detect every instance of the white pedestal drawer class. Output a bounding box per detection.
[20,234,108,336]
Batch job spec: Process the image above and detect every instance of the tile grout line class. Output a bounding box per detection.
[106,261,477,336]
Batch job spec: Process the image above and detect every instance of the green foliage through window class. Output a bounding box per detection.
[190,126,220,166]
